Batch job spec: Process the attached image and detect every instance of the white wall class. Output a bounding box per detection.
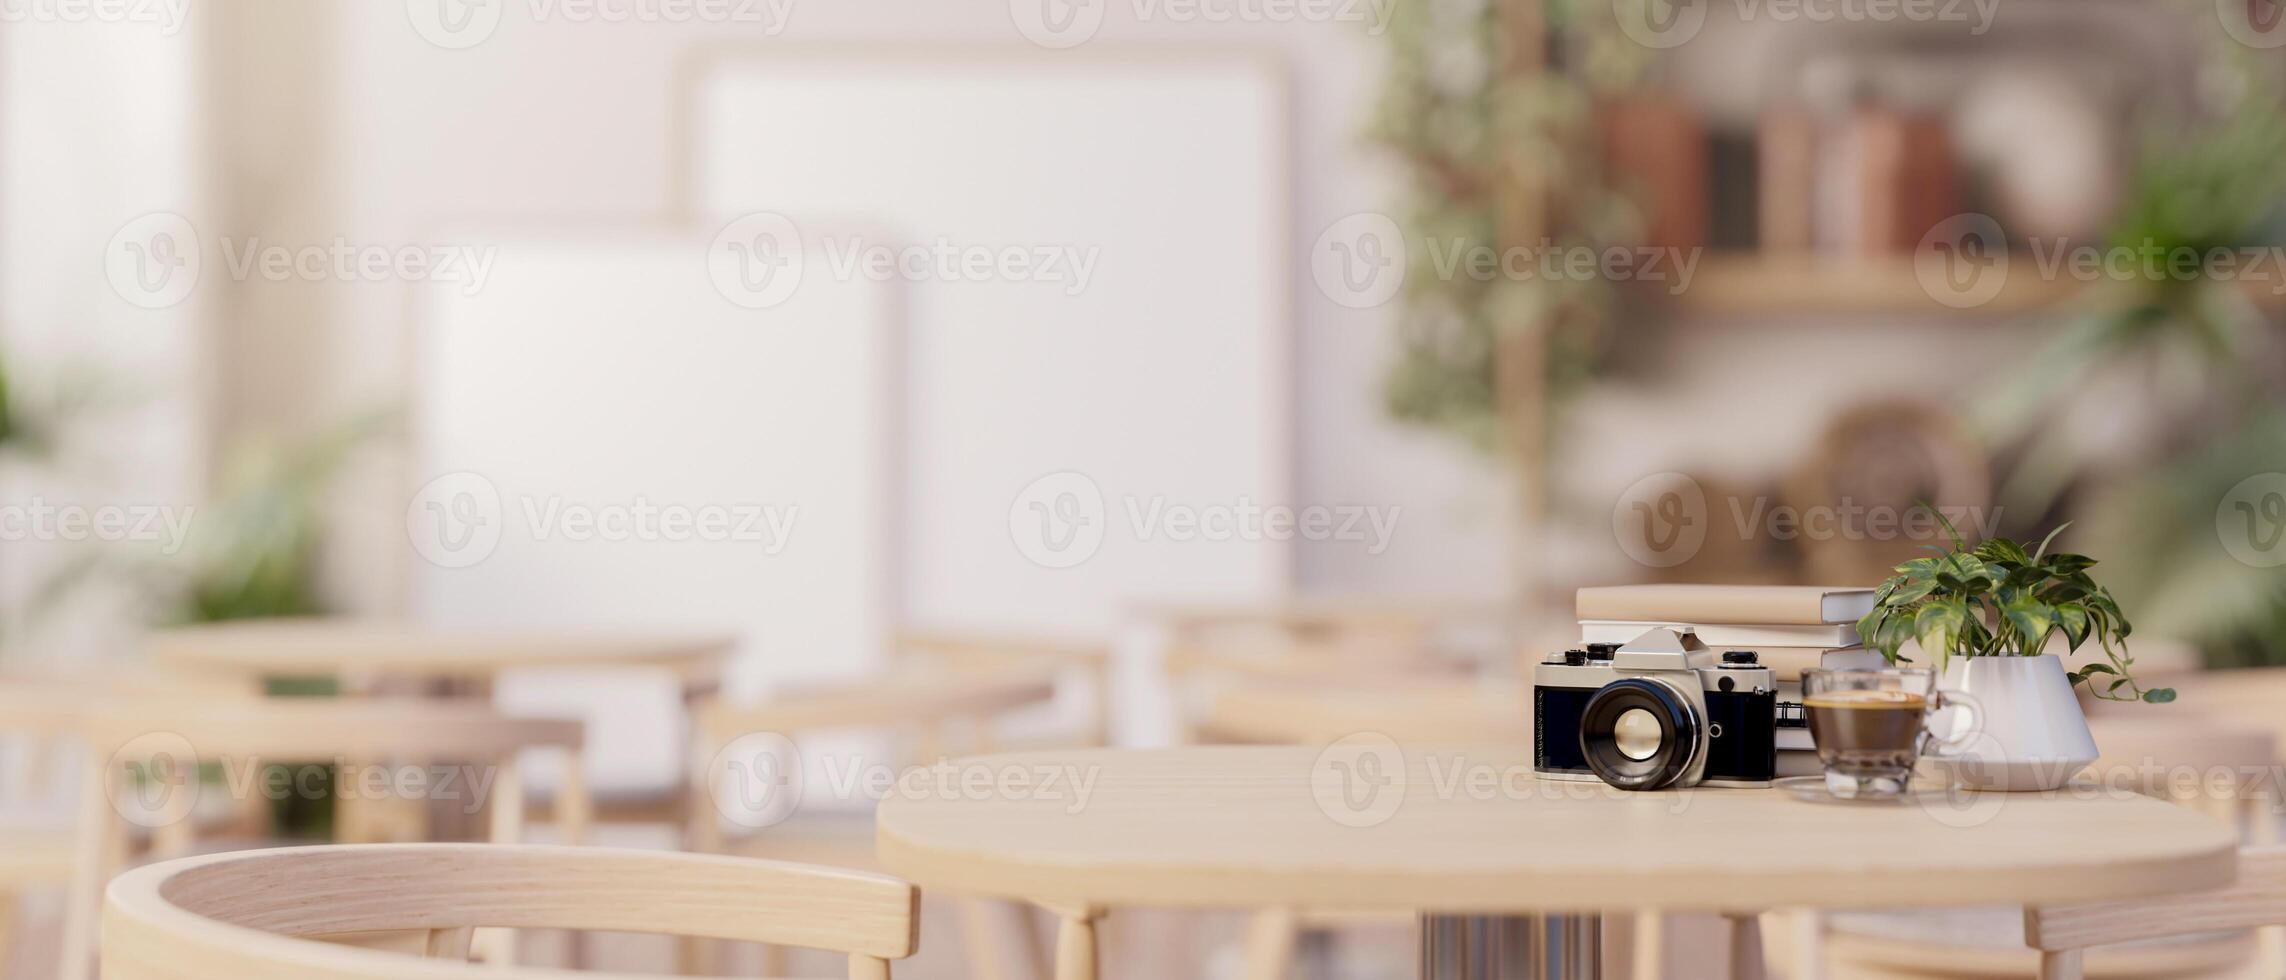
[273,1,1517,617]
[0,14,206,659]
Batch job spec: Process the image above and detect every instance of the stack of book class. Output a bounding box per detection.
[1576,584,1884,776]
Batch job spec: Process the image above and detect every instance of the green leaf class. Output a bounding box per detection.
[2143,688,2177,704]
[1856,606,1885,642]
[2086,593,2133,639]
[1875,613,1916,663]
[2043,553,2097,575]
[2040,577,2091,602]
[2109,677,2129,692]
[1974,537,2031,566]
[1940,553,1994,586]
[1923,502,1967,552]
[2000,596,2056,649]
[1896,556,1940,579]
[2031,522,2071,561]
[2054,604,2091,649]
[2076,662,2117,677]
[1890,577,1938,604]
[1914,599,1968,660]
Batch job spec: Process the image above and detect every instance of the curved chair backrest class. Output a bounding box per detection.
[103,843,919,980]
[2026,845,2286,980]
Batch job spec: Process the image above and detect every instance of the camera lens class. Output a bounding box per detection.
[1613,708,1662,760]
[1579,678,1701,790]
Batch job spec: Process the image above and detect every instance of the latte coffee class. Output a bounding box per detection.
[1799,669,1948,800]
[1804,689,1928,776]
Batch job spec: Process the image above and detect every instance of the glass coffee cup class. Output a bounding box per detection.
[1801,668,1981,800]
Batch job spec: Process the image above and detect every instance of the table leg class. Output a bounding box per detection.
[1421,914,1602,980]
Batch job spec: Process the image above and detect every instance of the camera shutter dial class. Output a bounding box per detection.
[1579,678,1700,790]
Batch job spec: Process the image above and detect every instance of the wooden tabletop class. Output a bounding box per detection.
[1199,680,1528,745]
[876,746,2236,914]
[144,619,735,680]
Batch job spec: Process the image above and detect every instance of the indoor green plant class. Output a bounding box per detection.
[1855,515,2173,703]
[1855,513,2171,790]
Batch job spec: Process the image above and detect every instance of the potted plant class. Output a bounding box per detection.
[1855,513,2173,790]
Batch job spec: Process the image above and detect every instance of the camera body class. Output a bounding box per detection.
[1534,628,1777,790]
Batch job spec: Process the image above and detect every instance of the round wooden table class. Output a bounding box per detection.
[876,745,2237,980]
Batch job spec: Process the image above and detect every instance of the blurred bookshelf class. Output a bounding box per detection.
[1672,255,2077,317]
[1663,255,2286,319]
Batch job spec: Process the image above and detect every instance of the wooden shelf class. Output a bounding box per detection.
[1667,255,2082,318]
[1665,255,2286,319]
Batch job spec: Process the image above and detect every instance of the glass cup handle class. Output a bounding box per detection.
[1920,690,1983,759]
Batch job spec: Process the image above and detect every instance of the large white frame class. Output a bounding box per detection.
[680,45,1296,635]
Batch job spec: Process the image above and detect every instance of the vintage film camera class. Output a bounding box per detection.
[1533,628,1776,790]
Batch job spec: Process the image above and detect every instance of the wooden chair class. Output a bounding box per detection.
[688,665,1060,978]
[1811,715,2276,979]
[892,630,1113,749]
[0,666,266,979]
[59,697,588,980]
[0,696,80,980]
[100,843,918,979]
[2026,846,2286,980]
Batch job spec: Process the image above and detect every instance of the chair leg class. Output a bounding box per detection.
[2038,948,2084,980]
[677,934,722,976]
[1785,909,1823,980]
[1724,912,1766,980]
[425,926,475,959]
[557,748,592,846]
[1240,908,1297,980]
[1632,912,1664,980]
[487,760,525,844]
[959,898,1046,980]
[0,892,17,978]
[686,731,724,854]
[1051,906,1103,980]
[60,756,126,980]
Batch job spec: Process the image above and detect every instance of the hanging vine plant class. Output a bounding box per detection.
[1372,0,1657,455]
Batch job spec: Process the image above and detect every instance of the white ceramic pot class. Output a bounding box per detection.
[1929,654,2098,792]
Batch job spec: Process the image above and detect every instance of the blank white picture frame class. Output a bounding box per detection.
[410,227,899,789]
[687,47,1294,634]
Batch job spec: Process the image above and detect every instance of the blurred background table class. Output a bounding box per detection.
[143,620,735,698]
[1195,680,1527,746]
